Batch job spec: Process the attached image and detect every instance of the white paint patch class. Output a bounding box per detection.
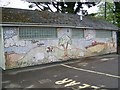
[34,52,44,61]
[100,85,106,88]
[61,64,120,79]
[26,85,34,88]
[100,58,109,61]
[74,75,79,78]
[5,83,21,88]
[78,63,88,66]
[2,80,10,84]
[48,55,57,62]
[82,63,88,66]
[38,79,52,84]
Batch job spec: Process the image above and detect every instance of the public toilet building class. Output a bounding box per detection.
[0,7,118,70]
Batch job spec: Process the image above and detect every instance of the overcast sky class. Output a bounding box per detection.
[0,0,99,14]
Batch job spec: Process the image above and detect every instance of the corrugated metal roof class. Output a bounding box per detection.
[1,7,118,30]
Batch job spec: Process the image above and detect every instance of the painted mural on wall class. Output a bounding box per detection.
[3,27,117,69]
[59,35,72,57]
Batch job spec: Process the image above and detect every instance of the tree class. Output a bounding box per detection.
[95,2,120,47]
[96,2,116,23]
[114,2,120,27]
[28,1,97,15]
[114,2,120,47]
[89,2,120,26]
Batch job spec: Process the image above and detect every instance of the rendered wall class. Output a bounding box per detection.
[3,27,117,69]
[0,27,5,70]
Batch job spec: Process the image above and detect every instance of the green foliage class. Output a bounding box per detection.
[96,2,120,27]
[96,2,120,46]
[114,2,120,46]
[96,2,116,23]
[117,32,120,46]
[60,2,75,13]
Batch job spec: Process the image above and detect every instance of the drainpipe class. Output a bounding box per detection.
[104,1,107,19]
[117,30,120,54]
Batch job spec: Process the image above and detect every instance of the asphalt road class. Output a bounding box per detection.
[2,54,120,90]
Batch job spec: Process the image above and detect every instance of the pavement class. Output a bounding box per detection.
[1,54,120,90]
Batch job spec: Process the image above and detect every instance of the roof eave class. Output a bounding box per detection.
[0,22,119,31]
[0,22,92,29]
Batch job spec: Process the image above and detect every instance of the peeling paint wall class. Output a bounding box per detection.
[3,27,117,69]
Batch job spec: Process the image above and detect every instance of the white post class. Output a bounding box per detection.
[79,8,83,21]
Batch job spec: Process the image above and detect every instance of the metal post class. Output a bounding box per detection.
[105,1,107,19]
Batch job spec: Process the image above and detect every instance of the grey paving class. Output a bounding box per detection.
[2,54,120,90]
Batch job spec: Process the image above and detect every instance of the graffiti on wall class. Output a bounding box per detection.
[3,28,117,69]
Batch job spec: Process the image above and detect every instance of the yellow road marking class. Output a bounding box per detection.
[55,78,100,89]
[91,86,100,89]
[61,64,120,79]
[64,81,80,87]
[55,78,73,85]
[79,84,90,89]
